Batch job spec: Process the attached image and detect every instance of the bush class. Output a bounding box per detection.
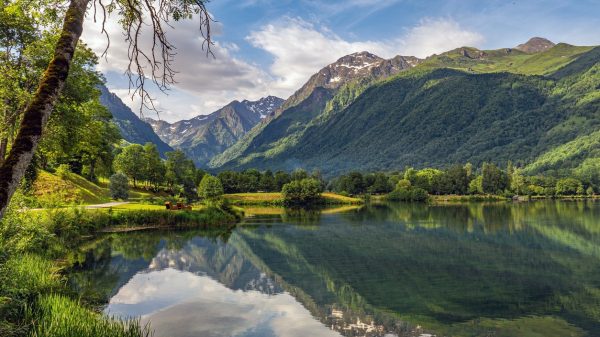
[396,179,412,190]
[109,173,129,200]
[387,186,428,202]
[587,186,595,196]
[410,187,429,201]
[55,164,71,179]
[282,178,323,205]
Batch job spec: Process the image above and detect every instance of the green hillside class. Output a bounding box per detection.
[30,171,163,206]
[212,44,600,176]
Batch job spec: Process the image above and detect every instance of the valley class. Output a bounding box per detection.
[102,37,599,178]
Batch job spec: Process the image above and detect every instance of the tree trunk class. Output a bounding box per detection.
[0,138,7,165]
[0,0,89,219]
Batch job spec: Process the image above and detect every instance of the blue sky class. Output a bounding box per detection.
[83,0,600,122]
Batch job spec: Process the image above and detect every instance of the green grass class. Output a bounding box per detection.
[1,254,62,295]
[430,194,508,202]
[0,253,146,337]
[321,192,363,204]
[223,192,363,205]
[419,44,593,76]
[0,199,240,336]
[102,207,237,231]
[108,203,171,211]
[224,192,284,205]
[30,294,151,337]
[30,171,168,207]
[32,171,108,206]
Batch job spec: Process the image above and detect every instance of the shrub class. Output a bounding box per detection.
[109,173,129,200]
[282,178,322,205]
[55,164,71,179]
[587,186,595,196]
[409,187,429,201]
[396,179,412,190]
[387,186,428,202]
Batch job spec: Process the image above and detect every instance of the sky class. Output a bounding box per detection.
[82,0,600,122]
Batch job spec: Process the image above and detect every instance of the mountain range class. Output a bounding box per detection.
[99,86,173,156]
[145,96,283,167]
[101,37,600,177]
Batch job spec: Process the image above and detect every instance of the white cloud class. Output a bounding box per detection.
[82,11,273,121]
[83,12,483,122]
[108,268,341,337]
[247,18,394,95]
[399,18,485,58]
[247,17,484,97]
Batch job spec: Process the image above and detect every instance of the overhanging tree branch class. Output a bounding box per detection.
[0,0,213,218]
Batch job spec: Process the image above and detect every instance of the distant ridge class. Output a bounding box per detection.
[515,37,555,53]
[146,96,284,167]
[99,85,173,156]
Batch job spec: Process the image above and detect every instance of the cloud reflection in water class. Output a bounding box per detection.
[107,268,341,337]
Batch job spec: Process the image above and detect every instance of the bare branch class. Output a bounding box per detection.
[95,0,214,116]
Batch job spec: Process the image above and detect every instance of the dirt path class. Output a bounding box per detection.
[83,201,130,209]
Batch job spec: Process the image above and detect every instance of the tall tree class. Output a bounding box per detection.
[143,143,165,190]
[114,144,145,187]
[482,163,509,194]
[198,174,223,203]
[165,149,196,195]
[0,0,212,218]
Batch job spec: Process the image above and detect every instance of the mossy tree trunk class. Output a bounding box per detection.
[0,138,6,165]
[0,0,90,218]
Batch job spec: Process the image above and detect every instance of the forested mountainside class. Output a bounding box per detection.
[210,38,600,177]
[209,51,420,168]
[146,96,283,167]
[99,86,173,156]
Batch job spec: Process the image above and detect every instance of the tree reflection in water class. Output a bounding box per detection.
[68,201,600,337]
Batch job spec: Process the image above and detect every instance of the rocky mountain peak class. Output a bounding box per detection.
[515,37,555,53]
[278,51,421,112]
[145,96,283,166]
[314,51,418,89]
[243,96,285,119]
[327,51,385,77]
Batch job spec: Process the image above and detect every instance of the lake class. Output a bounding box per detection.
[68,201,600,337]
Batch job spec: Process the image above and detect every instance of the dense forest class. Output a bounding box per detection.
[211,45,600,178]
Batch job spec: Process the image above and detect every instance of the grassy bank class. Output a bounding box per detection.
[430,194,509,203]
[430,194,600,203]
[0,197,239,337]
[27,171,166,208]
[99,207,239,232]
[223,192,363,206]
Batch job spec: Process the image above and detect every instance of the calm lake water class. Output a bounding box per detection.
[69,201,600,337]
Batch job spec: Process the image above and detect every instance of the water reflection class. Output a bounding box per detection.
[108,269,339,337]
[69,201,600,337]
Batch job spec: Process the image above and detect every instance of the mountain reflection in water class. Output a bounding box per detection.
[68,201,600,337]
